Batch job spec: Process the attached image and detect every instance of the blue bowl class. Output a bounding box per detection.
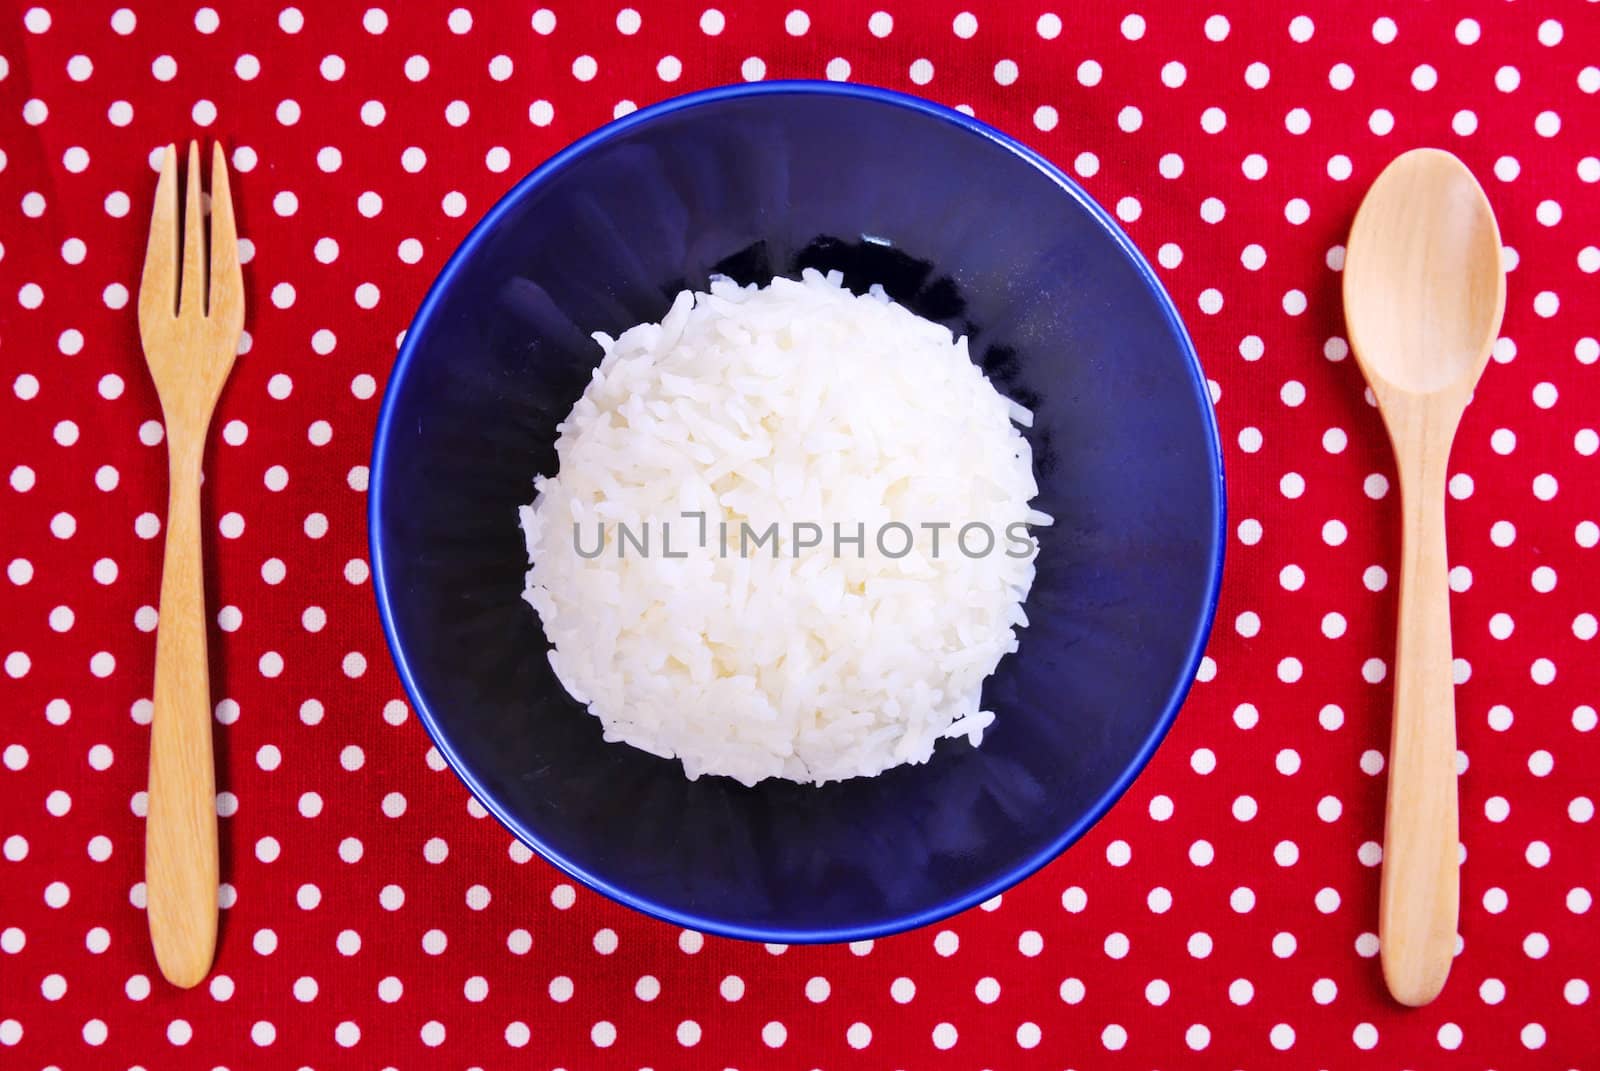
[370,82,1224,942]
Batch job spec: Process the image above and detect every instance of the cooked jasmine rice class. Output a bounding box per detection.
[519,269,1047,786]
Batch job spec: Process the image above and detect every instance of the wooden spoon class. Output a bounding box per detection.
[1343,148,1505,1006]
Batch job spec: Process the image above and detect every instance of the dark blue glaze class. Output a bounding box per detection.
[370,82,1225,942]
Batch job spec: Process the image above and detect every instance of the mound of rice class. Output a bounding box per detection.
[519,269,1047,786]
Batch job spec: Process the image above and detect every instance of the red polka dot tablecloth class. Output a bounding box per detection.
[3,1,1598,1066]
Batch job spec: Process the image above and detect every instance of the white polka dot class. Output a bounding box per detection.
[1076,58,1103,87]
[1285,107,1311,134]
[1179,933,1214,965]
[1475,980,1513,1013]
[1530,472,1559,501]
[310,147,342,176]
[1074,152,1101,180]
[1362,107,1397,141]
[1200,107,1226,134]
[1198,12,1228,39]
[1260,934,1297,964]
[1238,62,1271,91]
[1323,63,1354,95]
[1531,564,1558,594]
[255,835,280,863]
[1228,697,1267,730]
[1034,105,1059,132]
[1407,62,1439,92]
[677,1020,701,1046]
[105,189,134,220]
[59,144,95,176]
[397,146,426,174]
[1143,885,1173,915]
[788,974,826,1005]
[1352,762,1388,799]
[400,53,429,81]
[525,98,559,129]
[1452,109,1478,136]
[479,54,514,84]
[87,560,119,592]
[951,11,978,38]
[1487,610,1519,640]
[755,1020,787,1048]
[273,98,302,125]
[268,281,300,311]
[1029,11,1060,38]
[1225,250,1261,281]
[358,6,387,32]
[1316,158,1352,189]
[1131,242,1181,280]
[1273,11,1313,41]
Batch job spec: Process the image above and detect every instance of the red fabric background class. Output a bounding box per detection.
[2,1,1597,1067]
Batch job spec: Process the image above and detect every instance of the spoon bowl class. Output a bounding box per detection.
[1346,147,1505,400]
[1344,147,1505,1007]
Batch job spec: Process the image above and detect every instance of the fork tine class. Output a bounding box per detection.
[177,141,205,315]
[208,143,243,327]
[138,144,179,319]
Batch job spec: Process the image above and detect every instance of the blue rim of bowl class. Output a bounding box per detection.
[369,80,1227,944]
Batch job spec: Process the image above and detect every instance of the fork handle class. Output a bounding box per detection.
[146,445,219,988]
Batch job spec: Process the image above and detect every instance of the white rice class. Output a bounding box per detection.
[519,269,1046,786]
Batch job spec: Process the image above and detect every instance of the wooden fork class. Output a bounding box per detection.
[137,142,244,988]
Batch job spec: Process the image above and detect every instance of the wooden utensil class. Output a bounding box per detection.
[1343,148,1505,1006]
[137,142,245,988]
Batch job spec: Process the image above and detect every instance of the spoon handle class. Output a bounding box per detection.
[1379,447,1460,1007]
